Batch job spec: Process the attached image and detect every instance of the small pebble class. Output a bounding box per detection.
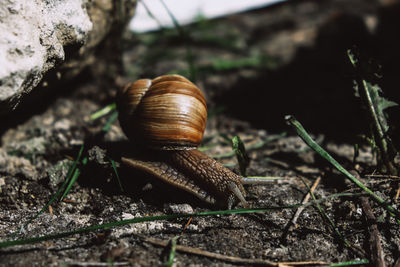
[167,204,193,214]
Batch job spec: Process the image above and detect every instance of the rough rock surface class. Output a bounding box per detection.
[0,0,136,114]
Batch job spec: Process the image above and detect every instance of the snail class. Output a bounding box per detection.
[117,74,252,209]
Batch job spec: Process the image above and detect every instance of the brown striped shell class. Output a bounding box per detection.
[117,75,207,150]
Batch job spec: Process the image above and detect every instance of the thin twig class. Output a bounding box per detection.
[290,177,321,227]
[365,174,400,179]
[361,197,386,267]
[138,234,326,266]
[299,178,352,249]
[267,158,291,169]
[395,188,400,203]
[180,217,192,235]
[64,262,129,266]
[286,115,400,222]
[48,205,54,216]
[297,178,366,257]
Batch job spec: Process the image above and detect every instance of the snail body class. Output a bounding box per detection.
[117,74,247,208]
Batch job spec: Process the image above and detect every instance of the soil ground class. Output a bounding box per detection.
[1,0,400,266]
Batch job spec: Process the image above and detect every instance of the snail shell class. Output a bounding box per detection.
[117,75,207,150]
[117,74,247,208]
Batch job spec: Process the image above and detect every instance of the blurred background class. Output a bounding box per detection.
[129,0,285,32]
[122,0,400,144]
[2,0,400,149]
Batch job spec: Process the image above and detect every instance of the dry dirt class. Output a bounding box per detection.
[1,0,400,266]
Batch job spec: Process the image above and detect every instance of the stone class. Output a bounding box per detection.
[0,0,136,115]
[167,203,194,214]
[0,148,39,180]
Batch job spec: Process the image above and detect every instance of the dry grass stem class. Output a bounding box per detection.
[361,197,386,267]
[138,234,326,266]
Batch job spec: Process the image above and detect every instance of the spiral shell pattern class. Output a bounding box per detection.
[117,75,207,150]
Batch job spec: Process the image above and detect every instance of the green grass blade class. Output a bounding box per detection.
[212,133,286,159]
[299,177,351,248]
[0,192,364,248]
[60,168,80,201]
[164,236,179,267]
[159,0,196,81]
[139,0,164,31]
[110,157,124,192]
[325,259,369,266]
[8,144,85,239]
[347,49,397,174]
[90,103,116,121]
[232,136,249,176]
[241,176,288,185]
[60,157,88,200]
[245,176,287,180]
[102,111,119,132]
[285,115,400,221]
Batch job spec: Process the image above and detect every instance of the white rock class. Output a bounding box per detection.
[0,0,136,114]
[0,0,92,110]
[168,204,194,214]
